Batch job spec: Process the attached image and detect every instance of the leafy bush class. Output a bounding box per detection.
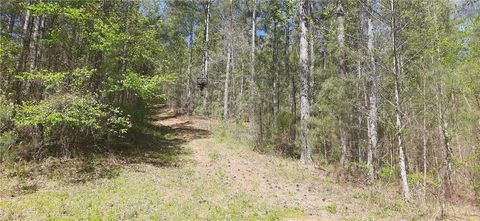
[15,94,131,151]
[378,166,396,183]
[0,95,13,128]
[407,173,424,189]
[0,95,16,161]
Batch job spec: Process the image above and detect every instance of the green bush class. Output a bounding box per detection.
[407,172,424,188]
[378,166,396,183]
[0,131,17,162]
[15,94,131,150]
[0,95,16,161]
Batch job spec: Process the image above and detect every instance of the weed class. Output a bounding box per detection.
[326,203,338,214]
[208,151,221,162]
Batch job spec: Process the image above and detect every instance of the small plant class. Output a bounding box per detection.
[378,166,395,182]
[0,95,16,162]
[0,131,17,162]
[208,151,221,162]
[408,172,423,188]
[326,203,337,214]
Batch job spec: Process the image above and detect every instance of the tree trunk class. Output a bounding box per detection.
[239,60,245,121]
[391,0,410,201]
[366,0,378,183]
[437,82,454,198]
[8,13,16,38]
[201,0,210,115]
[187,22,194,114]
[223,0,233,121]
[299,0,312,164]
[28,13,41,72]
[16,8,31,73]
[248,0,257,135]
[423,74,428,201]
[308,1,315,104]
[285,15,296,148]
[337,4,346,76]
[272,16,279,120]
[337,3,349,167]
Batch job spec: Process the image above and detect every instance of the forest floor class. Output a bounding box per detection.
[1,107,479,220]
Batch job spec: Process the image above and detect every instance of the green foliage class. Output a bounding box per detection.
[15,94,131,148]
[378,166,396,183]
[0,96,13,128]
[16,70,66,90]
[326,203,337,214]
[108,70,175,101]
[407,173,424,188]
[0,96,16,162]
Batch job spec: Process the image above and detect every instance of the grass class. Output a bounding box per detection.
[0,163,303,220]
[0,114,304,220]
[1,112,477,220]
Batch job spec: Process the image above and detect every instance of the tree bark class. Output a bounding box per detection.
[28,12,41,72]
[186,22,194,114]
[423,73,428,201]
[308,1,315,104]
[337,3,349,167]
[437,82,454,198]
[8,13,16,38]
[223,0,233,121]
[248,0,257,135]
[299,0,312,164]
[272,10,280,120]
[16,8,31,73]
[366,0,378,183]
[285,14,296,147]
[201,0,210,115]
[336,4,346,77]
[391,0,410,201]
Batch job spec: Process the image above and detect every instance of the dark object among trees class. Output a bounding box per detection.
[197,76,208,91]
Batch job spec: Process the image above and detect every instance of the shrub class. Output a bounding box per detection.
[378,166,396,183]
[0,95,16,162]
[15,94,131,152]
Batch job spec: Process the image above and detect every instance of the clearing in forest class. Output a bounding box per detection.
[0,108,478,220]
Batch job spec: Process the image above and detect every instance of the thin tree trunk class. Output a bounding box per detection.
[437,82,454,198]
[202,0,210,115]
[272,17,279,119]
[391,0,410,201]
[16,8,31,73]
[248,0,257,135]
[337,3,349,167]
[239,60,245,120]
[308,1,315,104]
[28,12,41,72]
[8,13,16,38]
[366,0,378,183]
[299,0,312,163]
[423,74,428,201]
[430,3,454,199]
[223,45,231,120]
[187,23,194,114]
[223,0,233,121]
[285,16,296,147]
[337,4,346,76]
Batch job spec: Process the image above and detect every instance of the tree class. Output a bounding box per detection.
[248,0,258,139]
[366,0,378,183]
[201,0,211,115]
[223,0,233,121]
[298,0,312,163]
[390,0,410,200]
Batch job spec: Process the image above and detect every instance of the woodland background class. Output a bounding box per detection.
[1,0,480,216]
